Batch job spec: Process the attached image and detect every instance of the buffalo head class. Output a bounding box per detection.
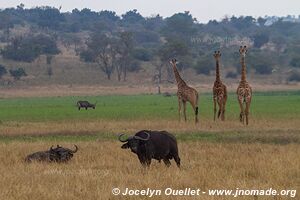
[118,132,150,153]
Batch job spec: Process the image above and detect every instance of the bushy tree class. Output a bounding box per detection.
[253,32,269,48]
[1,34,59,62]
[132,48,152,61]
[80,33,118,80]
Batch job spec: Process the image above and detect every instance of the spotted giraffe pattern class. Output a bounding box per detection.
[237,46,252,125]
[170,59,199,123]
[213,51,227,121]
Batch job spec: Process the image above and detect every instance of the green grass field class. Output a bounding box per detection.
[0,91,299,122]
[0,90,299,144]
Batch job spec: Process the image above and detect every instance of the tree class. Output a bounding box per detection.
[257,17,267,26]
[122,9,144,24]
[1,34,60,62]
[80,33,118,80]
[36,6,65,29]
[116,31,134,81]
[253,32,269,48]
[162,11,197,42]
[157,39,191,81]
[0,12,14,41]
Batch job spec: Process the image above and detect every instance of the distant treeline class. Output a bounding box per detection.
[0,5,300,81]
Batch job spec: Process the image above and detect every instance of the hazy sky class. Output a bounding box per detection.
[1,0,300,22]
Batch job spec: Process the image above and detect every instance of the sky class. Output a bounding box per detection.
[0,0,300,23]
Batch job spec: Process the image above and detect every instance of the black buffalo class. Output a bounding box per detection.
[118,130,181,168]
[25,146,58,163]
[77,100,96,110]
[25,145,78,163]
[51,145,78,162]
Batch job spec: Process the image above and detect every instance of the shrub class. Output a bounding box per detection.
[226,71,237,78]
[128,61,141,72]
[0,64,7,79]
[290,57,300,68]
[9,68,27,80]
[253,64,273,75]
[288,73,300,82]
[132,48,152,61]
[194,57,213,75]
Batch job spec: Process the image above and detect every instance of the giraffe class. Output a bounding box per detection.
[213,50,227,121]
[170,59,199,123]
[237,46,252,125]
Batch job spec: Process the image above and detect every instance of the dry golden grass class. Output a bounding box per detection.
[0,141,299,200]
[1,118,300,136]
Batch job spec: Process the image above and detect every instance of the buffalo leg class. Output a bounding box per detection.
[163,159,171,167]
[174,155,181,168]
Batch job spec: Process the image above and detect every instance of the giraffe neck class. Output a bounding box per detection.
[241,56,247,82]
[172,64,186,87]
[215,59,221,82]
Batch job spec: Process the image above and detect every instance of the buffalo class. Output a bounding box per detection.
[25,145,78,163]
[25,146,58,163]
[118,130,181,168]
[77,100,96,110]
[52,145,78,162]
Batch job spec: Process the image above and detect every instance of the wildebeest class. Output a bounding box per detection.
[77,100,96,110]
[118,130,181,168]
[25,145,78,163]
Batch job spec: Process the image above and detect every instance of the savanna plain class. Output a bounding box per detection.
[0,91,299,200]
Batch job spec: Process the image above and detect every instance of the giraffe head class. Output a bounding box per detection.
[170,58,178,65]
[239,45,247,57]
[213,50,221,60]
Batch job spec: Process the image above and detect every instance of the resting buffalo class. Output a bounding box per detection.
[77,100,96,110]
[25,146,59,163]
[52,145,78,162]
[118,130,181,168]
[25,145,78,163]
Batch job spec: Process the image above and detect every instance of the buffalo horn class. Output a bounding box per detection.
[118,133,129,142]
[134,132,150,141]
[71,145,78,153]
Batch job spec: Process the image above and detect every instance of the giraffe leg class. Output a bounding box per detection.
[245,98,251,125]
[213,96,217,121]
[191,103,198,124]
[178,98,182,122]
[219,99,224,121]
[183,101,187,122]
[238,97,244,124]
[222,98,226,121]
[217,100,222,119]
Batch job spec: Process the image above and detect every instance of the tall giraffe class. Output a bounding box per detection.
[237,46,252,125]
[170,59,199,123]
[213,51,227,121]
